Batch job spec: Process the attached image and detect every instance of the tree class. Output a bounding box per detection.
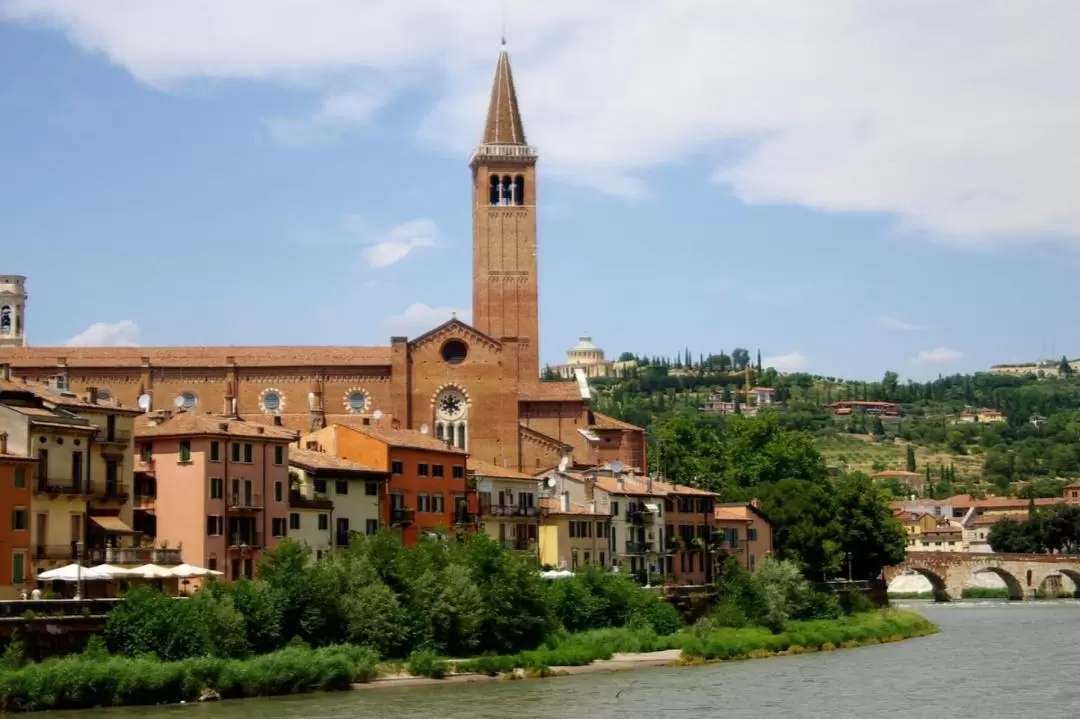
[833,472,907,579]
[905,445,917,473]
[1060,355,1073,377]
[731,348,751,371]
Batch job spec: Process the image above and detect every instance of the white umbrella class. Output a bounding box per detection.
[540,569,574,580]
[130,563,175,579]
[169,563,223,579]
[93,564,135,580]
[37,563,111,582]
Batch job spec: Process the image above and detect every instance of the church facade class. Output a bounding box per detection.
[0,46,646,475]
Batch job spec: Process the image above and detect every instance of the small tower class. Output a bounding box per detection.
[0,275,27,348]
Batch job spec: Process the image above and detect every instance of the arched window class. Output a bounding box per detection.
[455,423,467,450]
[435,388,468,451]
[0,306,10,335]
[514,175,525,206]
[435,422,445,440]
[502,175,513,206]
[489,174,500,205]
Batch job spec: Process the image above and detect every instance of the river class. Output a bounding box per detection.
[43,602,1080,718]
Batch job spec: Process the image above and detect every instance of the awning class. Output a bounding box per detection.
[644,503,661,514]
[91,516,137,534]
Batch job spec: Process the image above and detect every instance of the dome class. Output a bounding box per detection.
[571,336,598,352]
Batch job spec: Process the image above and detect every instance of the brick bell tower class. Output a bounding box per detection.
[470,42,540,382]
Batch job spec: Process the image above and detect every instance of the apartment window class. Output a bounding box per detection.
[71,451,83,484]
[243,444,253,463]
[600,552,606,568]
[231,443,241,462]
[391,461,403,475]
[275,481,283,503]
[611,502,620,517]
[318,514,329,531]
[11,552,25,585]
[209,477,223,500]
[209,441,220,462]
[11,509,27,531]
[290,513,300,530]
[418,463,429,477]
[365,519,379,535]
[140,443,152,462]
[178,440,191,463]
[207,557,218,572]
[272,518,287,537]
[432,464,444,478]
[432,494,445,513]
[747,527,758,541]
[274,446,284,465]
[206,515,224,536]
[313,479,327,494]
[13,467,25,489]
[365,481,378,496]
[584,551,591,565]
[336,480,348,495]
[418,495,431,513]
[452,465,464,479]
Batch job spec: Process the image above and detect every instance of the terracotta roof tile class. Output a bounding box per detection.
[539,496,597,516]
[0,346,392,368]
[135,412,298,440]
[334,422,466,455]
[714,506,752,522]
[0,453,35,463]
[468,459,535,481]
[519,383,583,402]
[589,412,641,432]
[289,447,385,474]
[1,378,141,414]
[872,470,922,478]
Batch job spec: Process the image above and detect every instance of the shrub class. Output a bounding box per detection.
[406,650,446,679]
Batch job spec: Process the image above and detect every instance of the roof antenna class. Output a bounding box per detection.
[500,0,507,47]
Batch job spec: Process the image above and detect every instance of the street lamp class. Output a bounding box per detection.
[75,540,84,600]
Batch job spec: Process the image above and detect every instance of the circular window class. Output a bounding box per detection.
[38,437,46,444]
[177,392,197,410]
[436,389,467,421]
[55,437,64,445]
[347,391,367,413]
[441,340,468,365]
[263,391,281,412]
[96,389,112,402]
[73,439,81,446]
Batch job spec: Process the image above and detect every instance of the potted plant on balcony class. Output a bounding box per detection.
[691,536,705,550]
[667,535,683,553]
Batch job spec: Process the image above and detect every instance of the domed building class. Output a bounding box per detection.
[551,336,635,379]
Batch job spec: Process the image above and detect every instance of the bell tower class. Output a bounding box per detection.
[0,275,27,348]
[470,42,540,382]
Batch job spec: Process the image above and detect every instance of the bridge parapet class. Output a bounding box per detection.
[885,552,1080,601]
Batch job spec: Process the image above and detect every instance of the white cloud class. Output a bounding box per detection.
[66,320,140,347]
[876,315,925,332]
[6,1,1080,243]
[912,347,965,365]
[763,350,808,373]
[362,219,439,268]
[383,303,470,337]
[264,87,388,147]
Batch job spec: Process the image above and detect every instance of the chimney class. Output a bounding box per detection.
[0,363,10,381]
[218,422,230,432]
[85,387,98,404]
[391,418,401,430]
[617,475,625,491]
[0,432,7,455]
[560,491,569,513]
[223,382,235,416]
[647,474,654,494]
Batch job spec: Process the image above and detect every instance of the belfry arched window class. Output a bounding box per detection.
[502,175,513,206]
[514,175,525,206]
[0,306,10,336]
[489,174,500,205]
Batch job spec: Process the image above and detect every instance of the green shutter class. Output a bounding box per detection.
[179,440,191,462]
[13,467,25,489]
[11,553,23,585]
[243,444,252,463]
[231,443,240,462]
[210,442,219,461]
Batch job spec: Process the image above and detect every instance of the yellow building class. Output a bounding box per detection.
[0,375,141,574]
[900,512,964,552]
[538,496,611,571]
[288,446,388,554]
[470,459,541,555]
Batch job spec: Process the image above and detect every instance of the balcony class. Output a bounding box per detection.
[453,509,476,525]
[627,507,657,525]
[391,508,415,526]
[85,547,182,565]
[227,492,263,510]
[34,479,93,497]
[134,494,156,511]
[95,430,132,447]
[228,533,263,549]
[624,541,653,555]
[502,538,535,552]
[34,544,81,561]
[136,456,155,473]
[482,504,540,518]
[97,481,128,503]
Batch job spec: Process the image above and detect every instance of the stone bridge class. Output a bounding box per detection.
[884,552,1080,600]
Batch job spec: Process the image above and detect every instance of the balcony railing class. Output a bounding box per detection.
[502,538,535,551]
[624,541,653,555]
[136,456,155,472]
[482,504,540,518]
[627,508,657,524]
[34,544,80,561]
[453,509,476,525]
[228,533,263,549]
[134,494,155,510]
[228,492,263,510]
[95,430,132,446]
[85,547,182,565]
[391,508,415,526]
[35,480,93,497]
[99,481,128,502]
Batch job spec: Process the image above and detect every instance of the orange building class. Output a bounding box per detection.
[0,44,646,477]
[300,423,470,545]
[714,502,773,572]
[0,432,34,597]
[660,486,718,585]
[134,411,297,579]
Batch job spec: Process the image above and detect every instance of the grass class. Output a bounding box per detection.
[816,434,982,479]
[887,592,935,600]
[0,611,936,713]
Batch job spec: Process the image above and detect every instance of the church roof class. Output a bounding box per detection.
[0,346,392,368]
[571,336,598,351]
[481,43,527,146]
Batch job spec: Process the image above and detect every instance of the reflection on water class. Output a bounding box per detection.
[46,602,1080,719]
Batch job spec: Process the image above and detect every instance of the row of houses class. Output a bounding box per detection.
[0,371,772,596]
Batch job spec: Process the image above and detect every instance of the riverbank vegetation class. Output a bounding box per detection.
[0,536,935,713]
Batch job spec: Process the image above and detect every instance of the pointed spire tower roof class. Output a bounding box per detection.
[471,41,537,166]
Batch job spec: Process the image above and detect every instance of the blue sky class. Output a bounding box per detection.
[2,1,1079,381]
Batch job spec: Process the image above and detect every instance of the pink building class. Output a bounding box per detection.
[134,411,297,580]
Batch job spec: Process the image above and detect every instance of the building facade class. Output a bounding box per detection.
[713,503,773,573]
[288,446,387,554]
[0,46,646,477]
[471,459,541,554]
[0,434,34,598]
[301,423,469,545]
[134,411,295,579]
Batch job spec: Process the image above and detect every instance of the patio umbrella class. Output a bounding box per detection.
[129,563,175,579]
[37,563,111,582]
[92,564,135,580]
[169,563,224,579]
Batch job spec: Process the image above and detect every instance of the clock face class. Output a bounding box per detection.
[438,392,465,420]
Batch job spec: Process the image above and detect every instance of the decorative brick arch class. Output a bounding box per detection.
[431,384,470,449]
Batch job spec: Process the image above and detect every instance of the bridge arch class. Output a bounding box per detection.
[970,567,1024,600]
[901,568,950,601]
[1037,568,1080,598]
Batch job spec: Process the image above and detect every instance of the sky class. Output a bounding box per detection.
[2,0,1080,382]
